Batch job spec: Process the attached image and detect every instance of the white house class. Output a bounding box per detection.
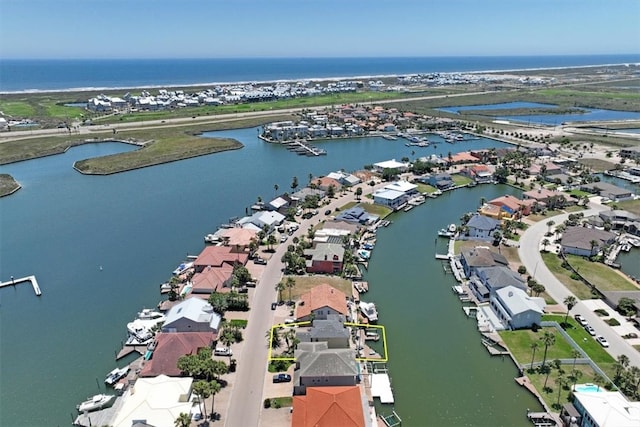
[373,188,407,210]
[162,298,222,334]
[489,286,545,330]
[373,159,409,173]
[384,180,418,195]
[238,210,285,230]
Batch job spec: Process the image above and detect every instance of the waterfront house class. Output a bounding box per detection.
[373,188,407,210]
[461,164,494,183]
[465,213,501,240]
[450,151,479,164]
[560,226,616,257]
[484,195,529,219]
[580,182,634,202]
[193,245,247,273]
[292,386,367,427]
[470,266,527,302]
[326,171,361,187]
[190,264,234,294]
[598,210,639,230]
[295,283,349,322]
[460,247,509,278]
[110,375,193,427]
[315,176,343,192]
[214,227,257,251]
[489,286,545,330]
[562,384,640,427]
[315,220,360,242]
[293,341,358,395]
[267,194,292,212]
[161,298,222,334]
[304,242,345,274]
[527,161,562,176]
[296,315,350,349]
[139,331,215,377]
[237,210,285,231]
[373,159,409,173]
[522,188,571,209]
[544,173,573,186]
[291,187,326,204]
[420,173,454,190]
[335,206,378,225]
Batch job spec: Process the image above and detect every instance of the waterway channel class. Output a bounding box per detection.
[0,129,542,426]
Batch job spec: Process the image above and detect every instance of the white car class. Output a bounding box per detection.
[585,325,596,336]
[574,314,588,326]
[596,336,609,347]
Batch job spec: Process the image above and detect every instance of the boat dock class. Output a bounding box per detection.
[380,411,402,426]
[0,275,41,296]
[435,253,449,260]
[285,140,327,156]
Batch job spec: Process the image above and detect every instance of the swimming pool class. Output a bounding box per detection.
[573,383,603,393]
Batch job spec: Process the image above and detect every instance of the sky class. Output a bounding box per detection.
[0,0,638,59]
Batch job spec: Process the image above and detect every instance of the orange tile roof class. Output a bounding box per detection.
[139,332,215,377]
[194,245,248,268]
[191,265,234,293]
[317,177,342,190]
[292,386,365,427]
[450,152,479,163]
[489,195,523,211]
[296,283,348,320]
[217,228,257,247]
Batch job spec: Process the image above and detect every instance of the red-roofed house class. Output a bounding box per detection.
[190,264,234,294]
[291,386,366,427]
[295,284,348,322]
[461,164,494,183]
[139,332,215,377]
[216,228,257,251]
[193,246,248,273]
[450,151,480,164]
[485,195,530,219]
[315,176,342,191]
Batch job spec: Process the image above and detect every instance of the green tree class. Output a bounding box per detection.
[291,176,299,192]
[327,184,336,198]
[546,220,555,234]
[529,341,539,370]
[267,234,277,251]
[267,327,282,349]
[209,380,222,419]
[285,276,296,304]
[532,283,546,297]
[555,374,568,408]
[355,187,363,200]
[617,297,637,317]
[174,412,192,427]
[275,281,285,303]
[614,354,630,383]
[193,380,212,421]
[540,331,556,367]
[562,296,577,327]
[208,293,229,315]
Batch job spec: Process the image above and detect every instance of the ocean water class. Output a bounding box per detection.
[2,54,640,92]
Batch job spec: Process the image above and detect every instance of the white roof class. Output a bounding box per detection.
[269,197,288,209]
[495,286,544,315]
[374,159,407,169]
[385,180,417,193]
[254,210,285,226]
[164,297,221,330]
[573,386,640,427]
[111,375,193,427]
[373,189,405,201]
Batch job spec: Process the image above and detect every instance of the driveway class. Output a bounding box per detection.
[518,204,640,368]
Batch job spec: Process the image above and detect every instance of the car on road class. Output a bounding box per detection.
[253,257,267,265]
[574,314,588,326]
[280,235,288,243]
[214,347,233,356]
[596,336,609,347]
[271,302,277,310]
[585,325,596,336]
[324,209,332,215]
[272,373,291,383]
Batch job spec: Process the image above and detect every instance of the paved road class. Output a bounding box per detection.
[224,186,385,426]
[518,204,640,368]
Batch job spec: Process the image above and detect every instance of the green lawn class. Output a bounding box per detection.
[616,199,640,216]
[451,174,472,186]
[500,327,575,366]
[527,364,604,410]
[0,100,36,117]
[564,254,638,292]
[415,182,437,194]
[541,252,596,300]
[358,202,393,219]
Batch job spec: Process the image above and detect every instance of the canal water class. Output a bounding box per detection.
[0,129,542,426]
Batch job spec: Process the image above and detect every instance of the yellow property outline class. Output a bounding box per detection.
[268,321,387,362]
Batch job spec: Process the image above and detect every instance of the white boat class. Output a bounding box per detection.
[365,330,380,341]
[359,301,378,322]
[172,261,193,276]
[77,394,115,412]
[127,309,165,342]
[105,366,129,386]
[448,224,457,233]
[438,229,455,237]
[136,308,165,321]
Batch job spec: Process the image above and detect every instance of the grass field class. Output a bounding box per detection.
[563,254,638,292]
[616,199,640,216]
[0,174,21,197]
[540,252,596,300]
[283,275,352,301]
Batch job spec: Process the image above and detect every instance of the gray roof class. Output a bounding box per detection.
[599,210,639,222]
[495,286,544,315]
[477,266,526,290]
[561,226,616,251]
[308,319,349,340]
[467,214,501,231]
[581,182,632,196]
[461,247,508,267]
[163,297,221,330]
[295,342,357,377]
[305,242,345,262]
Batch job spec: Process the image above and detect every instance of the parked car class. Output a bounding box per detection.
[272,373,291,383]
[254,257,267,265]
[214,347,233,356]
[585,325,596,336]
[596,336,609,347]
[271,302,277,310]
[280,235,288,243]
[574,314,588,326]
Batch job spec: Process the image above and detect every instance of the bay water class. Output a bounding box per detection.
[0,130,542,426]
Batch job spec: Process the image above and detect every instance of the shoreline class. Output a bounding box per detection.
[2,61,638,95]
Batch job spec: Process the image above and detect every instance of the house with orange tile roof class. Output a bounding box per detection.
[139,331,215,377]
[295,283,348,322]
[190,264,234,294]
[291,386,367,427]
[450,151,479,164]
[484,195,530,219]
[193,246,248,273]
[315,176,342,191]
[215,227,257,251]
[461,164,494,183]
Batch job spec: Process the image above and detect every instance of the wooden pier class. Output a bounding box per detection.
[0,275,41,296]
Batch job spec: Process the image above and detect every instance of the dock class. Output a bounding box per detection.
[380,411,402,426]
[0,275,41,296]
[435,254,449,260]
[285,140,327,156]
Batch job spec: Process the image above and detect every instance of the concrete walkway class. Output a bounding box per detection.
[518,204,640,368]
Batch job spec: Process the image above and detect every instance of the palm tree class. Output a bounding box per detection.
[174,412,192,427]
[192,380,212,421]
[529,341,539,370]
[570,349,581,373]
[355,187,363,200]
[285,276,296,304]
[569,369,583,389]
[542,238,550,251]
[593,373,606,391]
[275,281,285,303]
[540,331,556,367]
[562,296,577,326]
[556,374,568,408]
[266,328,281,349]
[589,239,599,256]
[209,380,222,419]
[546,220,555,234]
[614,354,630,382]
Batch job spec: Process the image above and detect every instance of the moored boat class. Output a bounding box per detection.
[359,301,378,322]
[76,394,115,412]
[105,366,129,386]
